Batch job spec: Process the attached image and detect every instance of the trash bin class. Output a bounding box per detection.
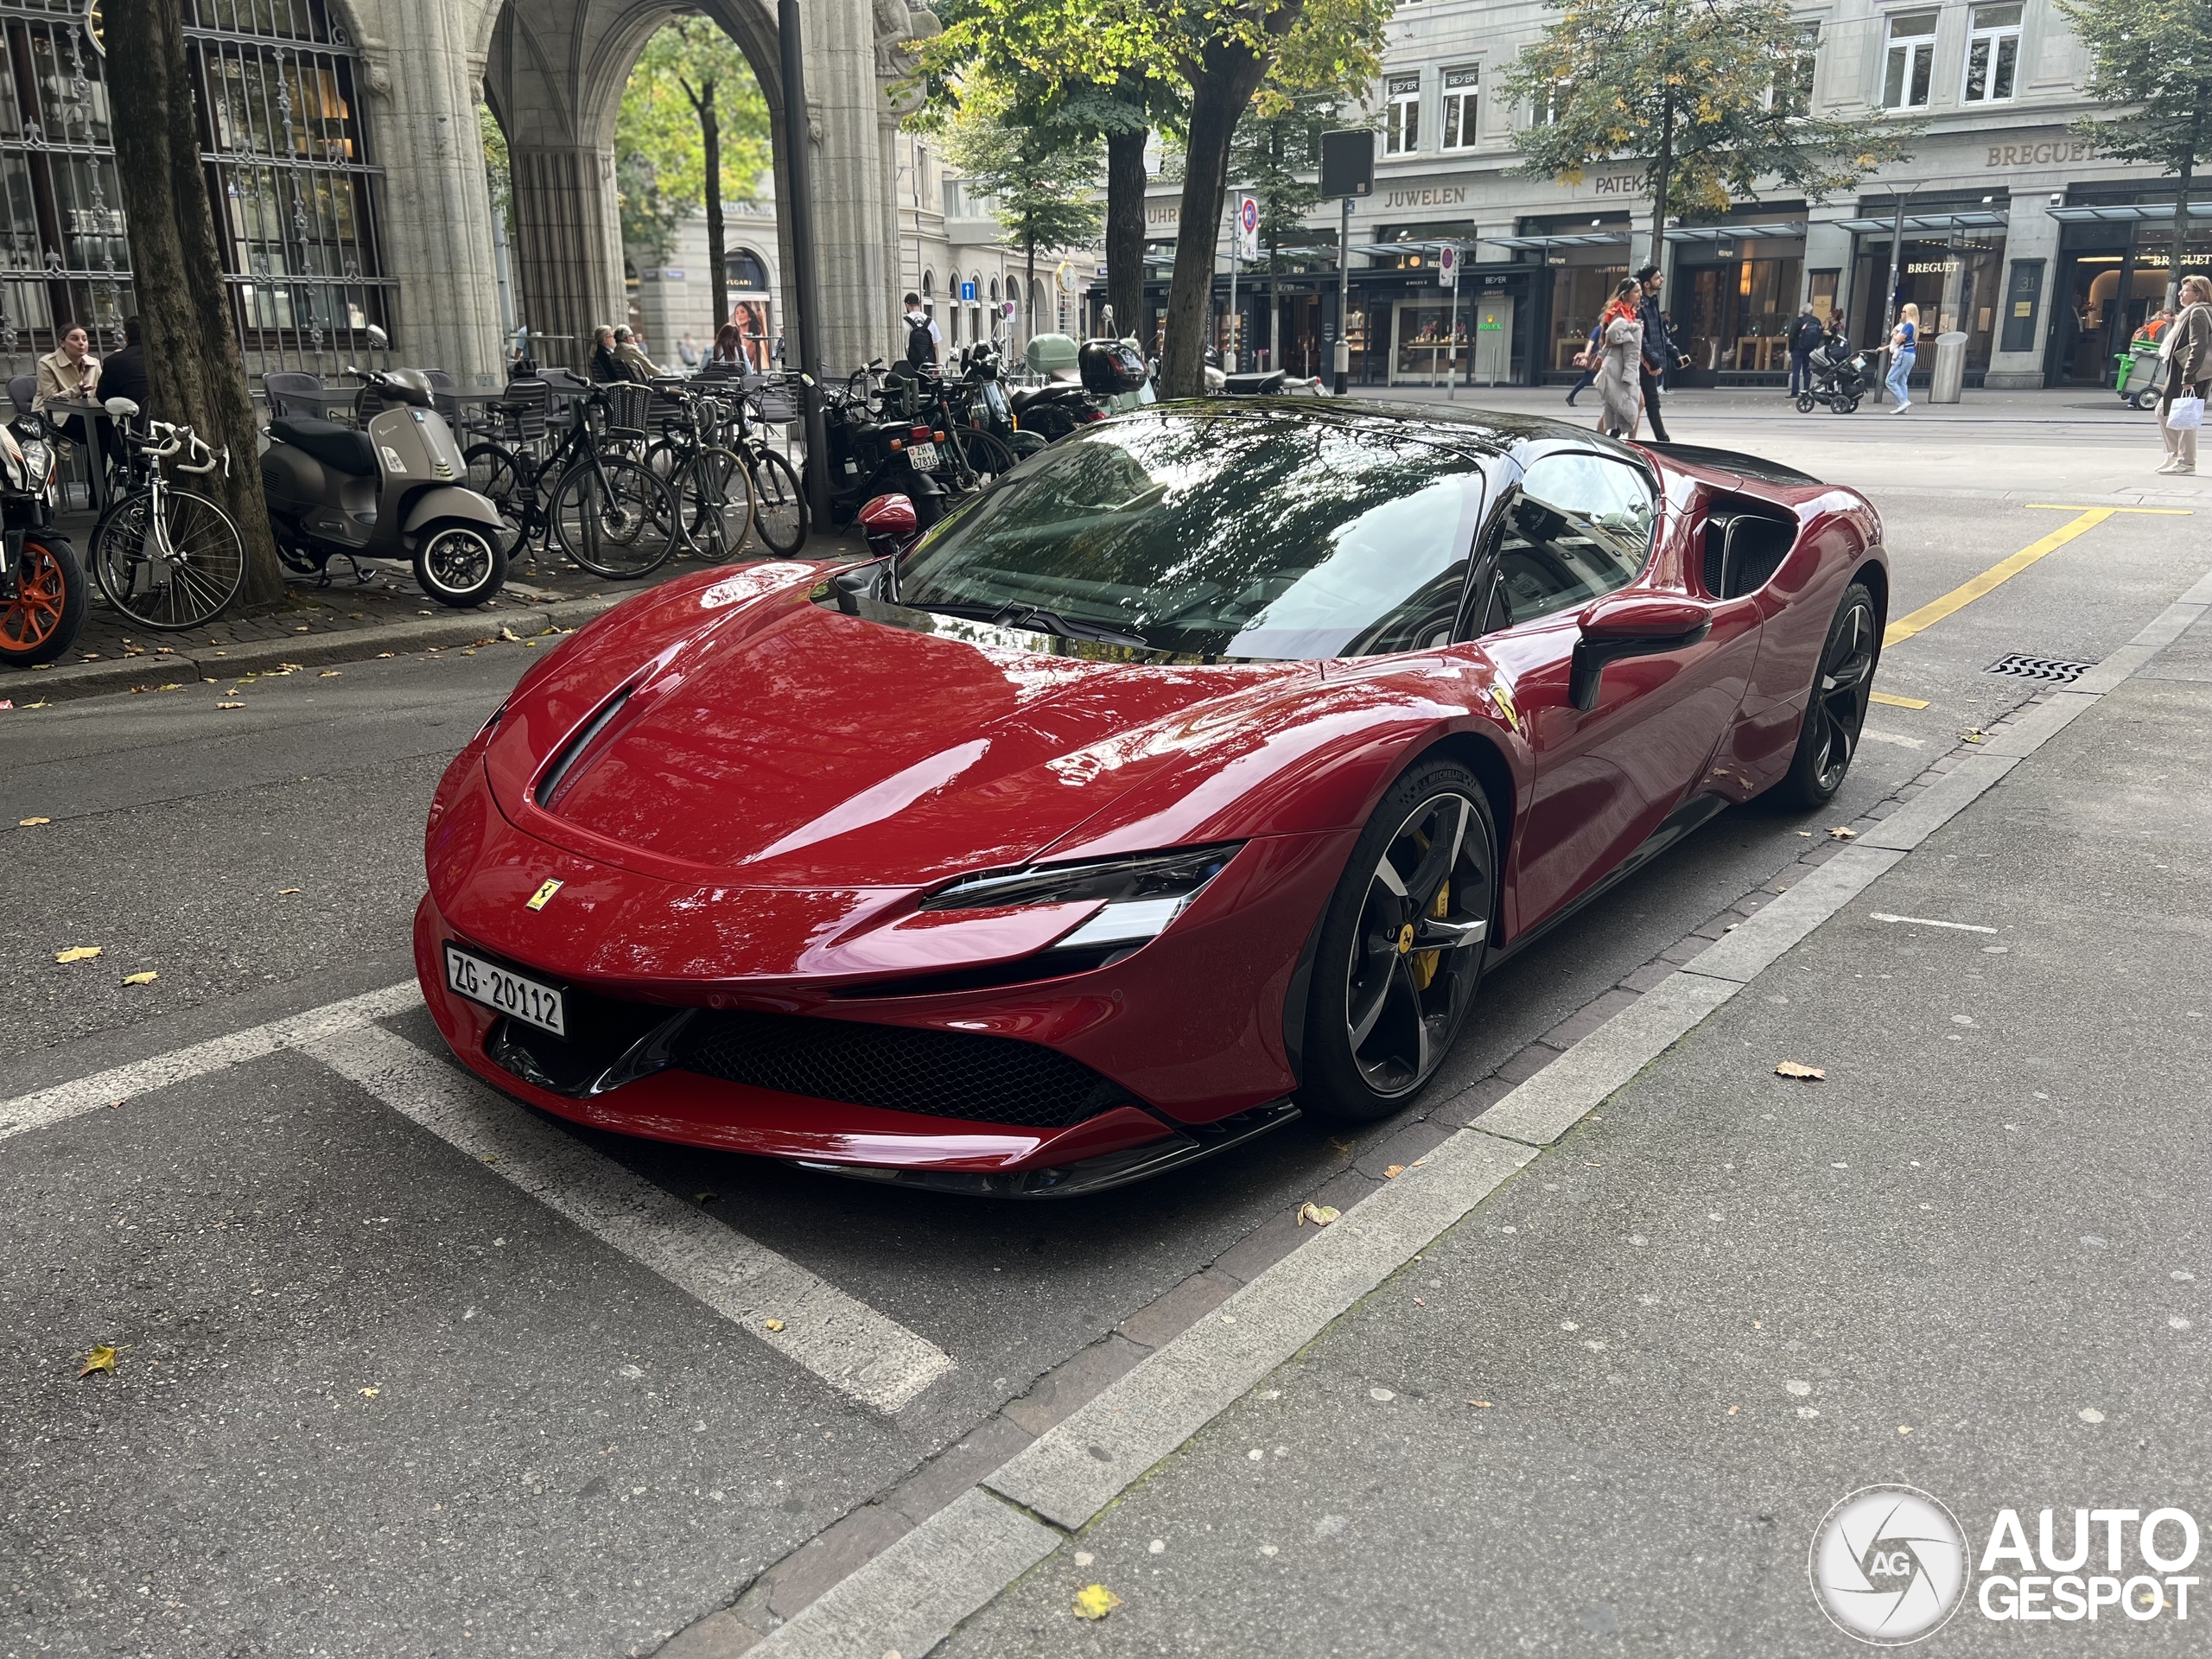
[1929,330,1970,404]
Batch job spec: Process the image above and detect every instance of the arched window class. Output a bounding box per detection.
[922,270,934,299]
[971,272,984,311]
[726,248,769,290]
[988,277,1000,303]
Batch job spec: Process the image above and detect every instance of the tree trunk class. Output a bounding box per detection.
[2171,102,2202,312]
[1026,232,1038,349]
[1106,124,1148,340]
[698,82,728,338]
[106,0,286,609]
[1162,42,1276,398]
[1647,93,1675,275]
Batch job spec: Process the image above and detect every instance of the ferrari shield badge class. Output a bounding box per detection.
[526,879,563,911]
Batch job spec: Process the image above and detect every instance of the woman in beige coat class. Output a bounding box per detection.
[2157,275,2212,476]
[1594,278,1645,440]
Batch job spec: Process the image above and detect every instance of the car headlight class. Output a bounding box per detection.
[920,843,1243,951]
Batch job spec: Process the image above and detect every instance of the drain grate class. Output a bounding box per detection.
[1986,653,2094,683]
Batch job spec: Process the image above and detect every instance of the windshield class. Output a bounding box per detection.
[894,412,1489,659]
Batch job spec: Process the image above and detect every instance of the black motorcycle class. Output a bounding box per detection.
[950,343,1047,460]
[1797,339,1870,416]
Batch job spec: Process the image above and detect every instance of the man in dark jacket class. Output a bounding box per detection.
[1787,302,1827,398]
[99,315,149,418]
[1634,264,1685,442]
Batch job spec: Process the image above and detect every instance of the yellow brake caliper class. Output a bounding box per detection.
[1407,829,1446,992]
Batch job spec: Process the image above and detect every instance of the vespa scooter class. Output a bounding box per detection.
[261,347,509,607]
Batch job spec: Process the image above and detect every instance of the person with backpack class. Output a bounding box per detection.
[1787,302,1827,398]
[902,293,940,370]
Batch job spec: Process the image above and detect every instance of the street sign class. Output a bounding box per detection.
[1235,194,1259,261]
[1002,298,1016,320]
[959,280,976,302]
[1319,130,1375,200]
[1438,245,1456,276]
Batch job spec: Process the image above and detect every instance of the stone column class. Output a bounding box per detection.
[507,143,627,369]
[351,0,506,386]
[798,2,897,374]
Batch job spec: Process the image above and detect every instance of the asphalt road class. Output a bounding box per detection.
[1,415,2202,1658]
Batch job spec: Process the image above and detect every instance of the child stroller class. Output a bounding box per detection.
[1796,337,1870,415]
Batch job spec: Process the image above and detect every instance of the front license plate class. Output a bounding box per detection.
[444,944,566,1038]
[906,442,940,469]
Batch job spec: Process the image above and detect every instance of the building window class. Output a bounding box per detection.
[1384,73,1420,156]
[726,248,768,290]
[1773,24,1818,116]
[1881,11,1937,110]
[1535,75,1573,127]
[1440,67,1479,150]
[1961,3,2022,103]
[942,178,962,218]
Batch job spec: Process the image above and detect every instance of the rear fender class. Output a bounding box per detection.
[401,486,508,543]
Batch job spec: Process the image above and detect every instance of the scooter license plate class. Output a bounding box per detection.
[444,944,567,1038]
[906,442,940,469]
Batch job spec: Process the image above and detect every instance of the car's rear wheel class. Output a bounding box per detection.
[1300,761,1497,1123]
[1771,581,1878,810]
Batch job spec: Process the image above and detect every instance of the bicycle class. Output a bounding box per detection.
[731,378,809,556]
[462,383,680,580]
[89,418,246,632]
[642,385,756,564]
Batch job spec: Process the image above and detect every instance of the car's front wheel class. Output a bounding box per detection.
[1300,761,1497,1123]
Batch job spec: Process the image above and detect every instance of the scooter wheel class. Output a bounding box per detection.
[0,535,86,666]
[1796,393,1816,414]
[414,520,507,608]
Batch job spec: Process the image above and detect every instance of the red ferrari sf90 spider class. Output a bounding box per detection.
[416,403,1885,1195]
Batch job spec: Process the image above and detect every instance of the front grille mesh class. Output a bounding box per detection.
[673,1009,1128,1130]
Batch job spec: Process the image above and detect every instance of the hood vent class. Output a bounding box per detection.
[536,684,636,810]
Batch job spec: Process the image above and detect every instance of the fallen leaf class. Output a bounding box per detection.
[158,683,178,691]
[18,817,50,825]
[1468,1399,1492,1408]
[216,701,245,709]
[376,652,396,659]
[121,971,158,987]
[54,946,102,963]
[320,670,340,677]
[1072,1584,1122,1621]
[1775,1061,1826,1081]
[1383,1164,1406,1179]
[499,626,524,642]
[1728,1404,1740,1415]
[277,887,302,895]
[1296,1202,1341,1228]
[359,1387,379,1398]
[77,1344,120,1377]
[763,1319,785,1332]
[1827,826,1858,840]
[1960,728,1987,744]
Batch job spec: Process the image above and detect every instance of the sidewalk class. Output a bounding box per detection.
[925,597,2212,1655]
[5,532,862,705]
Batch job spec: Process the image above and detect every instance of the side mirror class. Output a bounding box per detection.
[1569,593,1709,711]
[857,492,918,559]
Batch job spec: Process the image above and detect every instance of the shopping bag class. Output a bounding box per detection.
[2171,396,2205,430]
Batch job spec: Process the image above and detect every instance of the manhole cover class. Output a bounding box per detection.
[1986,653,2094,683]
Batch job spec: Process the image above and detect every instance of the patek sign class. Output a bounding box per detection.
[1235,194,1259,262]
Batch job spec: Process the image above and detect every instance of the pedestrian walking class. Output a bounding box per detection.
[2156,274,2211,476]
[1594,278,1645,441]
[1885,303,1920,412]
[1634,264,1686,442]
[1565,316,1604,406]
[1787,302,1825,398]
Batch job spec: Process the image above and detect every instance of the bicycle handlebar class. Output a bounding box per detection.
[135,418,226,477]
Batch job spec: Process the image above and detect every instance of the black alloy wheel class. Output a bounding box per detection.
[1774,581,1878,809]
[1300,761,1498,1122]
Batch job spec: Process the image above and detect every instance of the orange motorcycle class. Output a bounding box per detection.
[0,414,84,668]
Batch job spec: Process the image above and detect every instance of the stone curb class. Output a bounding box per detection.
[12,594,629,703]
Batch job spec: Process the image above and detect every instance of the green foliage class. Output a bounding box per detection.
[480,104,515,245]
[1503,0,1913,259]
[938,80,1105,264]
[1230,91,1354,270]
[2058,0,2212,177]
[614,19,772,265]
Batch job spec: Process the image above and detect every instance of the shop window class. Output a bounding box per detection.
[1961,3,2022,104]
[942,178,963,218]
[1882,11,1937,110]
[726,248,768,290]
[1772,24,1819,117]
[1384,73,1421,156]
[1440,67,1480,150]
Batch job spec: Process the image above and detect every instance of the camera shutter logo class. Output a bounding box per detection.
[1809,1485,1970,1644]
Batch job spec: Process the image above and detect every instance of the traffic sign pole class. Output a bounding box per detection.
[1443,244,1460,401]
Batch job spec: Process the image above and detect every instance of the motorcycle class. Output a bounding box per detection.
[0,410,83,668]
[1012,333,1105,441]
[1795,340,1871,416]
[951,343,1047,460]
[261,344,509,608]
[822,360,955,531]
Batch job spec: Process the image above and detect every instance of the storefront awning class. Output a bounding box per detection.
[1483,232,1631,251]
[1352,239,1462,256]
[1665,222,1805,242]
[2048,201,2212,223]
[1834,211,2011,233]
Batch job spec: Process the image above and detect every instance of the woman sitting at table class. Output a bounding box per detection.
[34,322,101,442]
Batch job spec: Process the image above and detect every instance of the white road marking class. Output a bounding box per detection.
[1859,728,1927,749]
[1869,912,1999,933]
[0,981,420,1142]
[306,1022,955,1414]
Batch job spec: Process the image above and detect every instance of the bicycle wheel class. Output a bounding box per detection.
[91,487,246,631]
[744,445,808,556]
[551,454,679,579]
[948,428,1020,492]
[667,447,756,563]
[463,442,519,504]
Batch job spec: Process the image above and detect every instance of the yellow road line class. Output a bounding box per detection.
[2025,504,2196,514]
[1871,691,1931,709]
[1883,508,2113,647]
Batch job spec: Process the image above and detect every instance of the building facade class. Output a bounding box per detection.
[1116,0,2202,391]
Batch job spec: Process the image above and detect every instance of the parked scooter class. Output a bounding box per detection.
[261,340,509,607]
[952,342,1047,459]
[0,408,83,667]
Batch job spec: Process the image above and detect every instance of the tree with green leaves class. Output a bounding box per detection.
[938,82,1105,331]
[1230,90,1354,367]
[615,19,772,331]
[2058,0,2212,307]
[1504,0,1913,271]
